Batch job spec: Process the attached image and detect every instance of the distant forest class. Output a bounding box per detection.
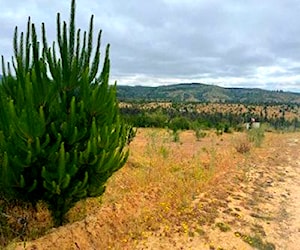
[120,102,300,132]
[117,83,300,104]
[117,83,300,132]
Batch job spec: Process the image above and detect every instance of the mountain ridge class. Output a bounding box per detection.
[1,75,299,104]
[117,82,300,104]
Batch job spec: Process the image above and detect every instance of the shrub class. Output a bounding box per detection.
[0,0,129,226]
[247,126,265,147]
[234,138,251,154]
[215,122,232,134]
[194,128,207,140]
[172,130,180,142]
[191,121,206,140]
[169,116,190,132]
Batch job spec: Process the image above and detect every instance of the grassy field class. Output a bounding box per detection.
[3,128,300,249]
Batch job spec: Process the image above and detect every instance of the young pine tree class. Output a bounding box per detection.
[0,0,129,226]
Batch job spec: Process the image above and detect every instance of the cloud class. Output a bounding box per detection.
[1,0,300,92]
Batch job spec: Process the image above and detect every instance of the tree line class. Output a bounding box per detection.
[120,103,300,132]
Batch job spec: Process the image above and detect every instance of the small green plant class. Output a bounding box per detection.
[247,126,265,147]
[223,123,231,133]
[159,146,169,159]
[194,128,206,141]
[215,222,231,232]
[215,123,224,136]
[215,129,223,136]
[0,0,129,226]
[235,232,275,250]
[146,130,158,152]
[172,130,180,142]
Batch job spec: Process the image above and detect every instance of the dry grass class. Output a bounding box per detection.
[84,129,247,248]
[234,134,252,154]
[92,128,218,247]
[4,129,253,249]
[0,200,53,247]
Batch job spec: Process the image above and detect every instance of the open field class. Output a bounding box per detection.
[4,128,300,249]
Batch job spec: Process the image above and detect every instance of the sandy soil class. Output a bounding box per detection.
[10,132,300,250]
[136,134,300,250]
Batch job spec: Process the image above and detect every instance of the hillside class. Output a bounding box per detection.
[1,75,299,104]
[117,83,300,104]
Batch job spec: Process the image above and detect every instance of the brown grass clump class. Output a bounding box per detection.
[234,135,252,154]
[0,200,53,247]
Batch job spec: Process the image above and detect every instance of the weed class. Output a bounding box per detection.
[215,129,223,136]
[194,128,207,140]
[249,213,273,221]
[215,222,231,232]
[195,227,206,236]
[247,126,265,147]
[234,231,275,250]
[172,130,180,142]
[146,130,159,148]
[208,146,217,171]
[0,199,53,248]
[159,146,169,159]
[251,224,267,237]
[234,138,251,154]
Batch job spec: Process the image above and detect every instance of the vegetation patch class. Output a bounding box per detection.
[215,222,231,232]
[249,213,273,221]
[234,232,275,250]
[247,126,266,147]
[235,138,252,154]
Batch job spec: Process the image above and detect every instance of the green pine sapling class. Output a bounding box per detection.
[0,0,129,226]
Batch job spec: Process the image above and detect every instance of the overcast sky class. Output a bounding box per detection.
[1,0,300,92]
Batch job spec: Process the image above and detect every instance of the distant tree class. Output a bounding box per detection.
[169,116,190,132]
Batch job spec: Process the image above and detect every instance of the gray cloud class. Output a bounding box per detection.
[1,0,300,92]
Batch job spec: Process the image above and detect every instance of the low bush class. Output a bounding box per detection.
[234,138,251,154]
[247,126,265,147]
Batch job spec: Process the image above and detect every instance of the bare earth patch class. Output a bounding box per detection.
[7,130,300,250]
